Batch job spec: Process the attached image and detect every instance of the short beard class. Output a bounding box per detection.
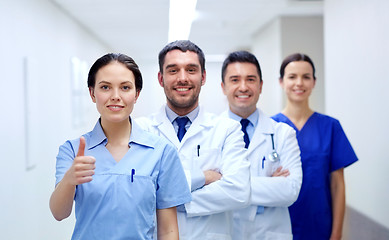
[166,94,199,110]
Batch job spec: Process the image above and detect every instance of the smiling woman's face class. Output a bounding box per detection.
[89,61,139,124]
[281,60,316,104]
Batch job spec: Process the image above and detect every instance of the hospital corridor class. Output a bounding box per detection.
[1,0,388,239]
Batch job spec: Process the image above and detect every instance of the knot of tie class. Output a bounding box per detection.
[240,119,250,148]
[176,117,189,141]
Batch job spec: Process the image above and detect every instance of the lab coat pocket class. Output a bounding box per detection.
[195,148,221,171]
[262,157,280,177]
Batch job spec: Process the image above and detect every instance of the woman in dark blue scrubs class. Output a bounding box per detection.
[272,53,358,240]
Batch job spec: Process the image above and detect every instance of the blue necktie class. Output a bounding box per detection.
[240,119,250,148]
[176,117,189,142]
[240,118,265,214]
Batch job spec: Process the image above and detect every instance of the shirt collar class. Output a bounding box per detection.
[88,119,108,149]
[228,109,259,128]
[88,118,155,149]
[165,105,200,123]
[130,121,155,148]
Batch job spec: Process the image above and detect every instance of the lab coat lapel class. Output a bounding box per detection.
[152,107,181,146]
[220,109,270,156]
[247,109,274,156]
[179,107,209,146]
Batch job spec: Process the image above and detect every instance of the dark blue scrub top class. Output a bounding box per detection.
[272,112,358,240]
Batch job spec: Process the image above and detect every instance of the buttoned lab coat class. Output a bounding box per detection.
[222,109,302,240]
[136,106,251,240]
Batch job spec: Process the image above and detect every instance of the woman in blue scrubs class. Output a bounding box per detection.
[272,53,358,240]
[50,53,191,240]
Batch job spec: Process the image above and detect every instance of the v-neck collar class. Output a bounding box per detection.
[279,112,317,133]
[89,118,156,150]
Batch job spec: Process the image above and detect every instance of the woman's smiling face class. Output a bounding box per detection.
[281,60,316,103]
[89,61,139,124]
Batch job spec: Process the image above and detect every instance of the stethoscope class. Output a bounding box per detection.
[268,133,280,162]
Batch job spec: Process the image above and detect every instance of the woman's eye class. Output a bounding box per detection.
[101,85,109,90]
[122,86,130,90]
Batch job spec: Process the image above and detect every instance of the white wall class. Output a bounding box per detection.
[251,16,324,116]
[280,16,325,114]
[199,61,229,115]
[251,18,283,116]
[0,0,110,239]
[131,60,165,118]
[325,0,389,229]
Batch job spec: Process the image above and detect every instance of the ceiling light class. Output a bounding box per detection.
[168,0,198,42]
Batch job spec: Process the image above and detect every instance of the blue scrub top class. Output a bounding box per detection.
[55,119,192,240]
[272,112,358,240]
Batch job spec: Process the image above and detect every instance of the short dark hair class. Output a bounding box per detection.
[158,40,205,74]
[221,51,262,83]
[279,53,316,80]
[87,53,143,92]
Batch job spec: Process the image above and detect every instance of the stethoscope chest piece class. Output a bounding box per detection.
[268,150,280,162]
[268,133,280,162]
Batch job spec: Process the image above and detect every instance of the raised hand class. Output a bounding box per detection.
[50,136,96,220]
[64,136,96,186]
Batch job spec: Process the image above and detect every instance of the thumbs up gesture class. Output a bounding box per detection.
[64,136,96,186]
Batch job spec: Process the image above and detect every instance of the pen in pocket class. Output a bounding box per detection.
[197,145,200,157]
[262,157,265,169]
[131,169,135,182]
